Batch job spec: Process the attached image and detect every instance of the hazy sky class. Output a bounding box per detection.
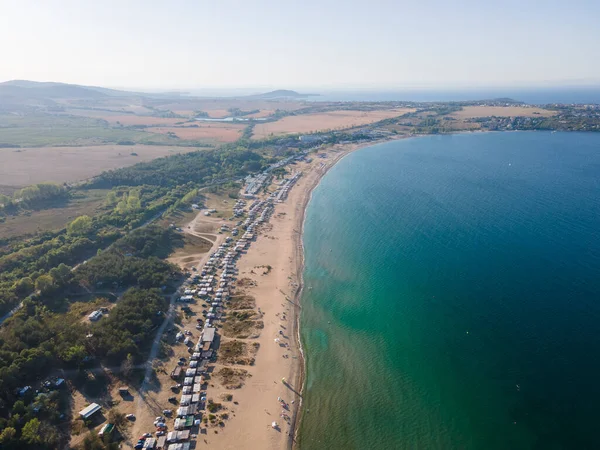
[1,0,599,90]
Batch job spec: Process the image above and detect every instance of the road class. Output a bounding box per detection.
[135,210,227,420]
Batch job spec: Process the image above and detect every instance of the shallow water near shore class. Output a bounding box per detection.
[298,132,600,449]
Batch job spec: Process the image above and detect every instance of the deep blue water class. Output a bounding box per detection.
[299,132,600,449]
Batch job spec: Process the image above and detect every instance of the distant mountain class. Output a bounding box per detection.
[0,80,108,99]
[0,80,178,100]
[0,80,320,104]
[250,89,319,99]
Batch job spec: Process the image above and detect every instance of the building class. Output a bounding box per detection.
[170,366,182,379]
[98,423,114,438]
[88,310,103,322]
[201,327,215,344]
[157,436,167,449]
[18,386,32,397]
[79,403,101,420]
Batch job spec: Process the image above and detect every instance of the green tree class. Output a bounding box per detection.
[35,274,54,294]
[120,353,134,378]
[127,189,142,210]
[67,215,93,236]
[49,263,72,286]
[14,277,34,296]
[0,193,10,208]
[108,408,127,427]
[181,189,197,205]
[12,400,26,415]
[21,418,42,445]
[105,191,118,206]
[0,427,17,445]
[61,344,87,367]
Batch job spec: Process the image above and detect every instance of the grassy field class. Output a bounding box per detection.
[199,186,240,218]
[0,189,109,239]
[0,113,107,128]
[0,125,158,147]
[251,108,415,138]
[0,145,200,189]
[104,115,189,126]
[147,123,246,142]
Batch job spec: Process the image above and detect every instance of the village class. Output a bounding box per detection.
[67,155,307,449]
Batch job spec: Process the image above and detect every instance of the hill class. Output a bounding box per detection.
[250,89,319,99]
[0,80,108,100]
[0,80,177,101]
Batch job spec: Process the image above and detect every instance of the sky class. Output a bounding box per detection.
[1,0,599,91]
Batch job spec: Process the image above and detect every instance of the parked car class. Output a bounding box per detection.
[126,414,136,420]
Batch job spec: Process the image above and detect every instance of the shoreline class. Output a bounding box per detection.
[194,136,405,450]
[286,137,405,448]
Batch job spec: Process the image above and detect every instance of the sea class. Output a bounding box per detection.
[298,131,600,450]
[305,87,600,104]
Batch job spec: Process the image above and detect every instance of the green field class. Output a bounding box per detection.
[0,125,182,147]
[0,189,110,239]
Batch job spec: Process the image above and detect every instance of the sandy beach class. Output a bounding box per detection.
[121,139,397,450]
[201,140,392,450]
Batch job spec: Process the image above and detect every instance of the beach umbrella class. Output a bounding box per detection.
[272,421,278,428]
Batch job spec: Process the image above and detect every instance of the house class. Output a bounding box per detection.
[201,327,215,344]
[88,310,103,322]
[176,406,191,417]
[98,423,114,438]
[156,436,167,449]
[18,386,32,397]
[79,403,101,420]
[167,443,190,450]
[170,366,182,379]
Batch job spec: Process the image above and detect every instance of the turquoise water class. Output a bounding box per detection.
[298,132,600,450]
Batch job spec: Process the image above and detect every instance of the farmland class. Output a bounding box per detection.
[0,145,200,191]
[251,108,415,138]
[146,123,246,142]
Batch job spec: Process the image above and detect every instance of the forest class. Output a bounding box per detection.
[90,146,266,188]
